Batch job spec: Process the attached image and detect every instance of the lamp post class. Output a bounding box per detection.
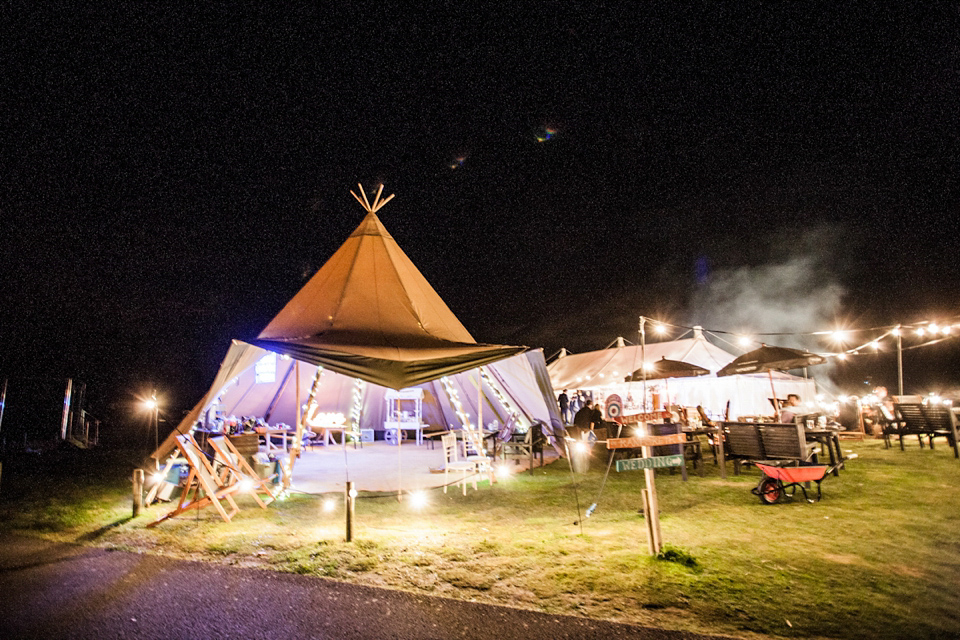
[143,392,159,458]
[895,326,903,396]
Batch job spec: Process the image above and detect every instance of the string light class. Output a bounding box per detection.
[440,376,472,429]
[479,367,528,431]
[349,378,366,443]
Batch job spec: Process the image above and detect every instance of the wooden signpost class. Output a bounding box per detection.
[607,431,686,554]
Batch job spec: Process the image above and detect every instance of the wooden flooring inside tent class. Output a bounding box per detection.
[288,440,558,494]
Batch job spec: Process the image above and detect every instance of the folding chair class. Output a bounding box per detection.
[208,435,278,508]
[148,434,241,527]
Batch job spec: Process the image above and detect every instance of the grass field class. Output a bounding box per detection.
[2,437,959,639]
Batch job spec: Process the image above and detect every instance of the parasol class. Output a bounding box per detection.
[716,344,826,407]
[624,357,710,382]
[625,357,711,409]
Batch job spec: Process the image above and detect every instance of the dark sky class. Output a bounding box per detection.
[2,3,959,429]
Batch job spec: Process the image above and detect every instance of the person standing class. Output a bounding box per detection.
[573,400,594,431]
[590,400,604,432]
[558,389,570,424]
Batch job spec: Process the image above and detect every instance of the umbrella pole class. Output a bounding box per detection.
[768,370,778,415]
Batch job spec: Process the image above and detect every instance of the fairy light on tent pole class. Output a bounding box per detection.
[349,378,366,444]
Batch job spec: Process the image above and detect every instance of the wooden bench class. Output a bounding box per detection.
[892,403,960,458]
[721,421,818,475]
[757,422,818,462]
[721,422,766,475]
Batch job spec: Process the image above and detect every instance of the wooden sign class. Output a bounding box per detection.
[616,454,684,472]
[620,411,669,424]
[607,433,685,449]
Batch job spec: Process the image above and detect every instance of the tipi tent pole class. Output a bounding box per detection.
[284,361,302,490]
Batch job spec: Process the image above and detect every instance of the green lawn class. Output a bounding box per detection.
[2,438,959,639]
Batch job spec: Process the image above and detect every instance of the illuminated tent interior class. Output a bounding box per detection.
[548,328,817,419]
[152,186,562,473]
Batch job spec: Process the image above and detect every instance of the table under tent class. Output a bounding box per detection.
[149,185,563,501]
[548,329,817,422]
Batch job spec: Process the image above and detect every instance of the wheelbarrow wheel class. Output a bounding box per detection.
[757,477,782,504]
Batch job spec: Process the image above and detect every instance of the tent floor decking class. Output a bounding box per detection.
[287,441,559,494]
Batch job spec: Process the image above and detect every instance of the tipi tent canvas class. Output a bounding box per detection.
[151,187,562,489]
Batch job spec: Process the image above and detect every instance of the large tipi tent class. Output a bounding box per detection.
[153,187,561,466]
[548,328,817,419]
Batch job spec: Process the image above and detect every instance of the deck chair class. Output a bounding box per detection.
[208,435,278,508]
[144,454,185,505]
[442,433,479,495]
[148,434,241,527]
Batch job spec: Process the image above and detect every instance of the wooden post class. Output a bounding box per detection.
[132,469,144,517]
[345,481,355,542]
[717,427,727,479]
[676,423,688,482]
[529,431,534,476]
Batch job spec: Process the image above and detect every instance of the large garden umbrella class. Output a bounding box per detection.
[624,357,711,409]
[716,344,826,406]
[624,357,710,382]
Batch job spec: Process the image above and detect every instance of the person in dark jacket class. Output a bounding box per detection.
[591,402,605,432]
[573,401,595,430]
[558,389,570,424]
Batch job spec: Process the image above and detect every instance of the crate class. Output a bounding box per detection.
[360,428,375,443]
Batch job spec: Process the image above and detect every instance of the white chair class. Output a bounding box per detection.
[442,433,479,495]
[460,428,495,487]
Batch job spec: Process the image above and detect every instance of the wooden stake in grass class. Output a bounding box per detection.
[132,469,144,517]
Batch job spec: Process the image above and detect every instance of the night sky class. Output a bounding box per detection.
[2,4,959,435]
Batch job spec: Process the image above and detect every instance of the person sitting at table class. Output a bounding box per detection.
[779,394,802,423]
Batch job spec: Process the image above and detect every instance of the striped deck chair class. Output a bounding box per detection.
[208,435,278,508]
[148,434,241,527]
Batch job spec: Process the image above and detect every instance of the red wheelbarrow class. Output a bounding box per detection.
[749,460,835,504]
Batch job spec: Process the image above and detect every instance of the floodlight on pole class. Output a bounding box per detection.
[143,392,159,459]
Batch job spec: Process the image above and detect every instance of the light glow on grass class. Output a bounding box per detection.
[323,498,336,513]
[408,490,428,510]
